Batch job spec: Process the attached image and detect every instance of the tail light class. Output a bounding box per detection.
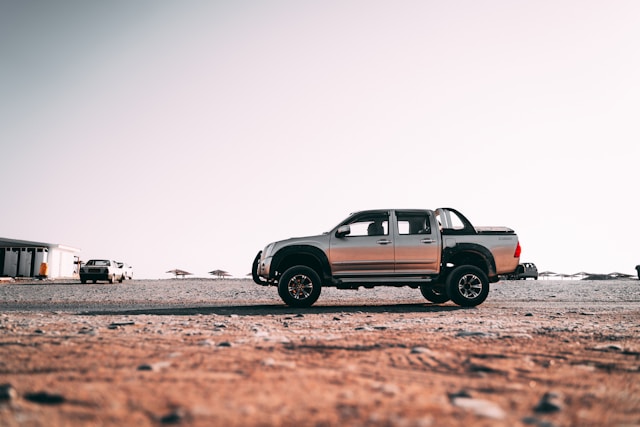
[514,241,521,258]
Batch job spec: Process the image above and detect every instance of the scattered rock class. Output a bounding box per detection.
[137,361,172,371]
[109,321,135,329]
[410,347,433,354]
[0,384,16,401]
[217,341,232,347]
[447,390,472,400]
[451,397,506,419]
[24,391,65,405]
[160,408,185,424]
[593,344,623,352]
[534,391,564,413]
[456,330,490,337]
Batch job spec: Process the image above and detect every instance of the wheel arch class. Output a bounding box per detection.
[441,243,498,282]
[271,245,331,282]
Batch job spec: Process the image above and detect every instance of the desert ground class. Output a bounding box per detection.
[1,278,639,427]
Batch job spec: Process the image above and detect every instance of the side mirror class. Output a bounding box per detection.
[335,225,350,238]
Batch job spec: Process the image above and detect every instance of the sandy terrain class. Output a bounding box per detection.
[1,278,639,426]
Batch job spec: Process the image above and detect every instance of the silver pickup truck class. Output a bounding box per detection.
[252,208,520,307]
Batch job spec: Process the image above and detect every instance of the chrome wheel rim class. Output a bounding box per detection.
[457,273,483,299]
[287,274,313,300]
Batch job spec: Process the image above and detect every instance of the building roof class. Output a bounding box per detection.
[0,237,80,253]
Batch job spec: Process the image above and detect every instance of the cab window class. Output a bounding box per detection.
[346,213,389,237]
[397,212,431,235]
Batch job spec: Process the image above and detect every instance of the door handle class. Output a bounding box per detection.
[376,239,392,245]
[420,238,435,244]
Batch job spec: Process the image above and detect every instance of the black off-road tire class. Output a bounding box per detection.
[420,284,450,304]
[277,266,322,308]
[446,265,490,307]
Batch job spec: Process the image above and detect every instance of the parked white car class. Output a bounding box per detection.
[118,262,133,280]
[80,259,123,284]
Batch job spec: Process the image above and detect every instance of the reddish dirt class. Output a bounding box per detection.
[1,302,639,427]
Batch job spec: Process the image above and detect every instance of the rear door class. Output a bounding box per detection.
[393,210,440,274]
[329,211,394,276]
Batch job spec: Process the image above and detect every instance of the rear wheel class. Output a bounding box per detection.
[446,266,489,307]
[420,284,450,304]
[277,266,322,308]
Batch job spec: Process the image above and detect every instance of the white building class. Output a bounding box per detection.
[0,237,80,279]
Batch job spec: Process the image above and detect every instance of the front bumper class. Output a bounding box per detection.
[257,256,273,279]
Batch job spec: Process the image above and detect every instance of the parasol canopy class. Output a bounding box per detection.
[166,269,193,278]
[209,269,231,278]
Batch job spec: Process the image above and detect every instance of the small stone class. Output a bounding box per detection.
[525,313,533,317]
[0,384,17,401]
[452,397,506,419]
[137,364,154,371]
[534,392,564,413]
[160,409,185,424]
[411,347,432,354]
[593,344,623,352]
[447,390,472,400]
[456,330,489,337]
[217,341,232,347]
[24,391,65,405]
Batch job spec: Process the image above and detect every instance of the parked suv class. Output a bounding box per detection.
[509,263,538,280]
[252,208,520,307]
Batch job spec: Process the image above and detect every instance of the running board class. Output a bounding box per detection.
[335,276,436,285]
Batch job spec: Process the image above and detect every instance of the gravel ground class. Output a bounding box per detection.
[1,277,639,312]
[1,278,639,427]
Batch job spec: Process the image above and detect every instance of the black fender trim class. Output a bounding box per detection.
[270,245,332,282]
[441,243,498,280]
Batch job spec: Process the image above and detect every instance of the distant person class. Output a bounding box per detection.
[636,265,640,280]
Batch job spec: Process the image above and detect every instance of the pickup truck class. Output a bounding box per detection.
[79,259,124,284]
[252,208,520,307]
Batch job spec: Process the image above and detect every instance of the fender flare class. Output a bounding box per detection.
[271,245,332,281]
[441,242,497,280]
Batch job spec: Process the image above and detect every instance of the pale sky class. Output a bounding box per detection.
[2,1,639,279]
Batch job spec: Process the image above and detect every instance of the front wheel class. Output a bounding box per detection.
[446,266,489,307]
[277,266,322,308]
[420,284,450,304]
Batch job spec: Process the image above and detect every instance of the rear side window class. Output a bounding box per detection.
[397,212,431,235]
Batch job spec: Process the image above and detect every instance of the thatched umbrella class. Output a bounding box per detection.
[209,269,231,279]
[608,272,633,279]
[166,269,193,278]
[538,271,556,279]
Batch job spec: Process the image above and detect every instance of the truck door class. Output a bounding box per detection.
[329,211,394,276]
[393,210,440,274]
